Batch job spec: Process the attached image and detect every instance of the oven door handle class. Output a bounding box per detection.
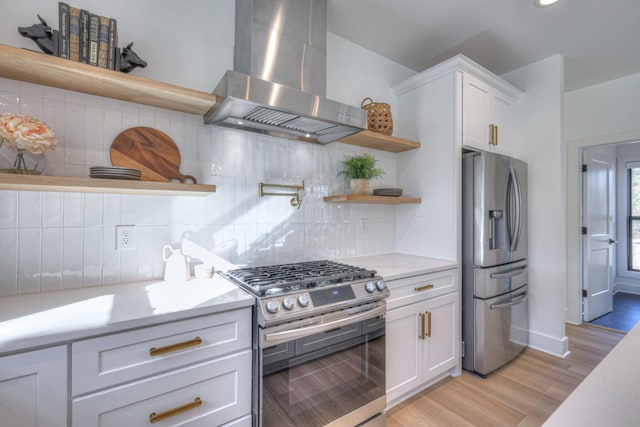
[263,305,386,344]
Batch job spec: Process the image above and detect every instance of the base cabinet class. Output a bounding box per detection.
[385,268,460,406]
[72,350,252,427]
[71,309,253,427]
[0,346,68,427]
[386,292,459,403]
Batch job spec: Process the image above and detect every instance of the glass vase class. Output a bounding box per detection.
[0,138,47,175]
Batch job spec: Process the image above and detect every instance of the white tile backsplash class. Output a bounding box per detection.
[18,228,41,294]
[0,81,398,296]
[0,191,18,228]
[41,227,63,292]
[0,228,18,296]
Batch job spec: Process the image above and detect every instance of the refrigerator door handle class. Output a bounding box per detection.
[490,291,528,310]
[508,166,523,252]
[490,265,528,279]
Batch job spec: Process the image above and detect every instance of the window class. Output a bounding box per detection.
[629,165,640,270]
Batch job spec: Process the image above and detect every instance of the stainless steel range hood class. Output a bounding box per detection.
[204,0,366,144]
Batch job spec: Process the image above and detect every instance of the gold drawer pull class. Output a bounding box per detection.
[150,397,202,423]
[419,313,426,340]
[414,284,434,292]
[426,311,432,337]
[149,337,202,357]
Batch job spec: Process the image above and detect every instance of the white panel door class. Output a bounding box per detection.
[0,346,68,427]
[385,302,423,404]
[492,93,513,155]
[423,292,459,379]
[462,74,491,151]
[583,150,615,321]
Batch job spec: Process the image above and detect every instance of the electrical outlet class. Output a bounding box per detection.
[116,225,136,251]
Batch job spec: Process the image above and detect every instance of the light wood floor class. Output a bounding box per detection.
[387,324,625,427]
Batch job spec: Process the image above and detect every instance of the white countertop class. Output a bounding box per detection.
[0,275,254,356]
[543,323,640,426]
[338,253,459,281]
[0,253,457,356]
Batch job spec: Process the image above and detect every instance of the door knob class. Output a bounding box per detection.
[609,239,618,244]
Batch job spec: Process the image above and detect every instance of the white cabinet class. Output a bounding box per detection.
[72,350,252,427]
[385,269,460,406]
[0,346,68,427]
[462,72,518,155]
[71,308,253,427]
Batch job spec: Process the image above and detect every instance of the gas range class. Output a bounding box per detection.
[220,260,390,327]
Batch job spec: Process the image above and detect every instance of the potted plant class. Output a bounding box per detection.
[338,153,385,195]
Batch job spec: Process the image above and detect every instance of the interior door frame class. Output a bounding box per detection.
[567,130,640,325]
[581,147,615,321]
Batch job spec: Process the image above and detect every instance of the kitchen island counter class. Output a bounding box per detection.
[338,253,458,281]
[543,322,640,426]
[0,274,254,356]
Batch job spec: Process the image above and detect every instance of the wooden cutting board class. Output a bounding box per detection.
[110,127,196,183]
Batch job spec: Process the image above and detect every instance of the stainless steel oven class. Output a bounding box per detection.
[260,301,386,427]
[220,260,390,427]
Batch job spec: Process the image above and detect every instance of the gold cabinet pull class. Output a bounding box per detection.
[149,397,202,423]
[489,124,499,145]
[414,284,434,292]
[149,337,202,356]
[419,313,426,340]
[426,311,432,337]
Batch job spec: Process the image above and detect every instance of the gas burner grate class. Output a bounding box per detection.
[223,260,376,297]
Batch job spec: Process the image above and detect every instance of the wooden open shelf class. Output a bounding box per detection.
[338,130,420,153]
[0,45,423,155]
[0,44,218,115]
[0,174,215,196]
[324,194,421,204]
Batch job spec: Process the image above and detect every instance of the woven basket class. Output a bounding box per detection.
[361,97,393,135]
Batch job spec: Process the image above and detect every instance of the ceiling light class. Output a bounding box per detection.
[534,0,559,6]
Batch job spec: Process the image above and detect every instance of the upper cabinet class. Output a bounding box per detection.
[462,72,519,155]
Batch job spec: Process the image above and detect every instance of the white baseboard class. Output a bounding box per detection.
[528,329,570,358]
[615,281,640,295]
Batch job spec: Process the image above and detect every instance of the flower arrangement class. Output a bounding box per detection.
[0,113,57,154]
[0,113,56,174]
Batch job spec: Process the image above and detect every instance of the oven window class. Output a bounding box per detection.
[261,318,385,427]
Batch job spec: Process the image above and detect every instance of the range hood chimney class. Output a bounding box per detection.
[204,0,366,144]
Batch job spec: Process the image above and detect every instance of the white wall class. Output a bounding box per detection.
[565,71,640,323]
[393,71,459,261]
[0,1,413,296]
[502,55,568,357]
[327,33,415,135]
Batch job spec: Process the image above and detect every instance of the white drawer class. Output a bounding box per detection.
[221,414,252,427]
[72,308,251,396]
[387,269,458,310]
[72,350,252,427]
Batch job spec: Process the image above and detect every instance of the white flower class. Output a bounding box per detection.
[0,113,56,154]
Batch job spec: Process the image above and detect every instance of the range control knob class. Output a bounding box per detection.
[265,300,280,314]
[376,280,386,291]
[297,294,310,307]
[282,296,295,310]
[365,281,376,293]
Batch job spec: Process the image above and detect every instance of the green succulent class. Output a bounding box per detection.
[338,153,385,179]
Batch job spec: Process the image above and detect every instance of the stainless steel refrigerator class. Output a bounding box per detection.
[462,150,529,376]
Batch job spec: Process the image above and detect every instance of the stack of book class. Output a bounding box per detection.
[58,2,118,70]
